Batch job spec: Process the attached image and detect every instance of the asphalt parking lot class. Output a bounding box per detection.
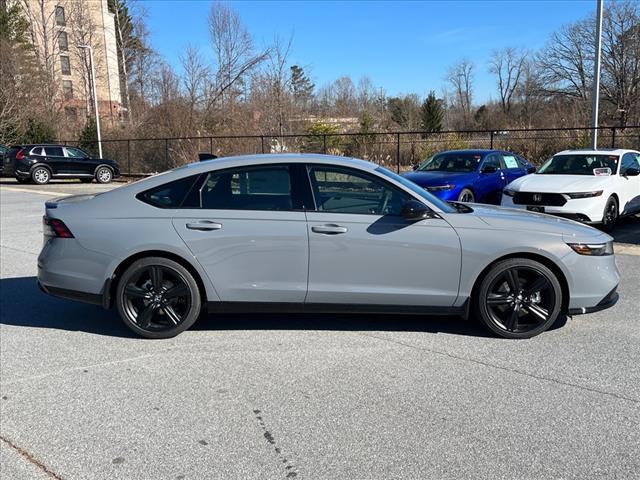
[1,179,639,480]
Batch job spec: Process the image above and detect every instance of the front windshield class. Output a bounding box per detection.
[537,154,619,175]
[418,153,481,173]
[376,166,457,213]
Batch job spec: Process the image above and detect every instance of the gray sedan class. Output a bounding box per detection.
[38,154,620,339]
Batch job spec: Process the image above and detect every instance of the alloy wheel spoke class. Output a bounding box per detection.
[504,268,520,293]
[125,284,150,300]
[162,304,182,325]
[487,294,512,305]
[524,276,549,296]
[524,303,549,322]
[136,304,158,328]
[163,282,189,300]
[505,306,519,331]
[149,266,163,291]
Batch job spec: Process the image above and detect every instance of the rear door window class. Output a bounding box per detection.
[45,146,64,157]
[501,154,520,169]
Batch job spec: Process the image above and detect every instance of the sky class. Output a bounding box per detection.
[143,0,597,103]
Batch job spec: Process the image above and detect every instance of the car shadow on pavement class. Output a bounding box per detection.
[612,214,640,245]
[0,277,567,338]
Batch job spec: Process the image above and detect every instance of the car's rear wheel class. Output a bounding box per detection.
[95,166,113,184]
[475,258,562,339]
[458,188,475,203]
[116,257,201,339]
[31,167,50,185]
[600,196,618,232]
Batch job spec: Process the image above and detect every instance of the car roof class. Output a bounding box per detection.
[10,143,69,148]
[556,148,638,156]
[176,153,380,174]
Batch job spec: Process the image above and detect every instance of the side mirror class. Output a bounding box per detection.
[527,166,536,174]
[481,165,498,174]
[623,167,640,177]
[401,200,436,221]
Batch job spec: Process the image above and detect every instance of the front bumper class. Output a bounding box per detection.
[501,195,605,224]
[568,286,619,315]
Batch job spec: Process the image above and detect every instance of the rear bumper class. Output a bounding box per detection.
[38,281,103,306]
[568,286,619,315]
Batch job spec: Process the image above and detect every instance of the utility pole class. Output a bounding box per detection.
[77,45,103,158]
[591,0,604,149]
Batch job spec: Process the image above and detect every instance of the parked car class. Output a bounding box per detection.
[38,154,619,340]
[0,144,8,176]
[403,149,536,204]
[501,149,640,231]
[5,144,120,184]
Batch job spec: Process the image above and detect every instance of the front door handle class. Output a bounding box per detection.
[311,224,348,235]
[186,220,222,231]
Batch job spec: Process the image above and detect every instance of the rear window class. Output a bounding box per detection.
[137,174,201,209]
[30,147,44,156]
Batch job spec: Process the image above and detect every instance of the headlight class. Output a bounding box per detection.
[503,188,515,197]
[567,241,614,256]
[566,191,603,199]
[426,184,455,191]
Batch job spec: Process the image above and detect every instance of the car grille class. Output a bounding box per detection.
[513,192,567,206]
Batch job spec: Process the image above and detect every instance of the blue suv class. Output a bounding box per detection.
[402,149,535,204]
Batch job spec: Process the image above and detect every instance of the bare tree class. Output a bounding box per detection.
[180,45,209,126]
[489,48,526,114]
[446,59,474,122]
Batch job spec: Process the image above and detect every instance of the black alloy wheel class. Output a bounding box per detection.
[476,258,562,339]
[458,188,475,203]
[116,257,201,339]
[601,196,618,232]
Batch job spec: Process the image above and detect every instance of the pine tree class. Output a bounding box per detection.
[290,65,314,105]
[420,91,444,135]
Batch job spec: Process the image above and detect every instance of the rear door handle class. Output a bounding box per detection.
[311,224,348,235]
[186,220,222,231]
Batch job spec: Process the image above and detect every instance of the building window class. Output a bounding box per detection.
[58,31,68,51]
[55,6,65,26]
[65,107,78,121]
[62,80,73,100]
[60,55,70,75]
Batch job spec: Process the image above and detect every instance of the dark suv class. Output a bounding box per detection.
[5,144,120,184]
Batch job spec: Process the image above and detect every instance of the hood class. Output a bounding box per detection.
[467,203,610,241]
[507,173,611,192]
[403,170,476,186]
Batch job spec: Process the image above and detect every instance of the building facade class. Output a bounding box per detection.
[21,0,122,123]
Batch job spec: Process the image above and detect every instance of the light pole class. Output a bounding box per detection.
[77,45,103,158]
[591,0,604,149]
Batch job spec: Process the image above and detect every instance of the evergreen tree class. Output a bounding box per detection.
[420,91,444,134]
[78,119,98,156]
[290,65,314,105]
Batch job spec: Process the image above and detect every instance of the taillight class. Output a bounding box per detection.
[43,216,74,238]
[15,149,25,160]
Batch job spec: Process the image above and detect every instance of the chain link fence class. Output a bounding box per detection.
[60,126,640,176]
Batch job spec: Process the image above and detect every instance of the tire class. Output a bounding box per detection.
[15,177,31,184]
[474,258,562,339]
[458,188,475,203]
[31,166,51,185]
[95,166,113,184]
[116,257,202,339]
[600,196,618,233]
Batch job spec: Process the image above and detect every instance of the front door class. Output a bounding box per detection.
[305,164,461,307]
[64,147,95,175]
[477,153,506,204]
[172,164,310,303]
[619,152,640,214]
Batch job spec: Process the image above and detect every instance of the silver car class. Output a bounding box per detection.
[38,154,620,339]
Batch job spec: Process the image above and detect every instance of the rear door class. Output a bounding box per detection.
[305,164,461,307]
[43,146,70,174]
[501,152,526,184]
[172,163,311,303]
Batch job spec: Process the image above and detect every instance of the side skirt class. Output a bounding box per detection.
[207,301,467,316]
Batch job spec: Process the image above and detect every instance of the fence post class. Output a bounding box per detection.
[261,135,265,153]
[490,131,494,149]
[611,127,616,148]
[127,139,131,175]
[209,137,213,154]
[396,133,401,173]
[322,135,327,153]
[166,139,170,168]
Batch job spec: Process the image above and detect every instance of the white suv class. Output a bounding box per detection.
[501,149,640,231]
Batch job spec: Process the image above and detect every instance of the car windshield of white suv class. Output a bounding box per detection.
[417,153,481,173]
[537,154,618,175]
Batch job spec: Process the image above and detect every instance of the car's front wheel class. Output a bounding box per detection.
[458,188,475,203]
[600,196,618,232]
[95,166,113,184]
[475,258,562,339]
[116,257,202,339]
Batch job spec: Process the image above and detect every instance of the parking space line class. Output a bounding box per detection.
[0,187,71,197]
